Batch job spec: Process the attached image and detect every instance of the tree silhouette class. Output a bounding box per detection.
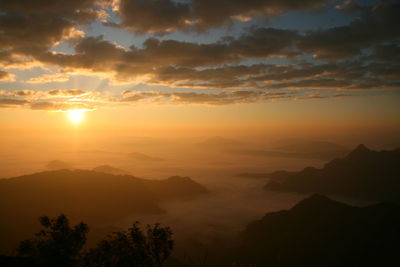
[4,215,174,267]
[16,214,88,267]
[84,222,174,267]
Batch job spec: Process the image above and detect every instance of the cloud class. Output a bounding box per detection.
[37,28,298,80]
[26,73,70,83]
[370,44,400,63]
[147,60,400,91]
[30,101,95,111]
[115,0,191,33]
[118,90,293,105]
[0,70,16,82]
[117,89,356,106]
[0,89,38,97]
[0,87,358,110]
[115,0,326,33]
[0,98,29,108]
[0,0,107,66]
[47,89,88,97]
[299,2,400,60]
[0,89,97,110]
[0,0,398,98]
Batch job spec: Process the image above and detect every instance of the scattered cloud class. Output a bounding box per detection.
[117,89,356,106]
[26,73,70,84]
[0,70,16,82]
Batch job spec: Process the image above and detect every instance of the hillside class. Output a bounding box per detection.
[0,169,207,253]
[264,145,400,202]
[231,194,400,266]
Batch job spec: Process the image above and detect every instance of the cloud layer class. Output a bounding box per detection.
[0,0,399,110]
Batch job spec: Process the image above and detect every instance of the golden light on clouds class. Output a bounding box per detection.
[67,109,85,124]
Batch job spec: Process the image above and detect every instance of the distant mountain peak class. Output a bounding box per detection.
[347,144,371,158]
[354,144,369,152]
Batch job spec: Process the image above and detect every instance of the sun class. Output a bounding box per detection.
[67,109,85,124]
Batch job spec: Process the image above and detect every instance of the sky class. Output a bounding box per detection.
[0,0,399,141]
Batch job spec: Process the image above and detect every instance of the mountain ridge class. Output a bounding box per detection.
[230,194,400,266]
[0,169,208,253]
[264,144,400,202]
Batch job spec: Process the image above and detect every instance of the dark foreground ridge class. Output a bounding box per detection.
[230,194,400,266]
[264,144,400,202]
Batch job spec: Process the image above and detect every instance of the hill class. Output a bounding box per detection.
[264,145,400,202]
[231,194,400,266]
[0,169,207,253]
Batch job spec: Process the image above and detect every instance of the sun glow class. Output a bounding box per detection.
[67,109,85,124]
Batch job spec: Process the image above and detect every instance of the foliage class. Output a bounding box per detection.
[12,215,174,267]
[16,214,88,267]
[84,222,174,267]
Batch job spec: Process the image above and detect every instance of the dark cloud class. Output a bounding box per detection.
[117,0,191,33]
[0,98,29,107]
[39,31,400,90]
[370,44,400,63]
[38,28,298,79]
[116,0,326,33]
[147,59,400,91]
[299,2,400,60]
[0,0,106,65]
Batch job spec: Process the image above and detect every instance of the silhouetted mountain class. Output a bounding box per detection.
[0,169,207,253]
[128,152,164,162]
[45,160,73,170]
[92,165,127,175]
[264,145,400,202]
[229,140,349,160]
[230,194,400,266]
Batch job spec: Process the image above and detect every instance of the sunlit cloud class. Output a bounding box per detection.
[30,101,95,112]
[26,73,70,84]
